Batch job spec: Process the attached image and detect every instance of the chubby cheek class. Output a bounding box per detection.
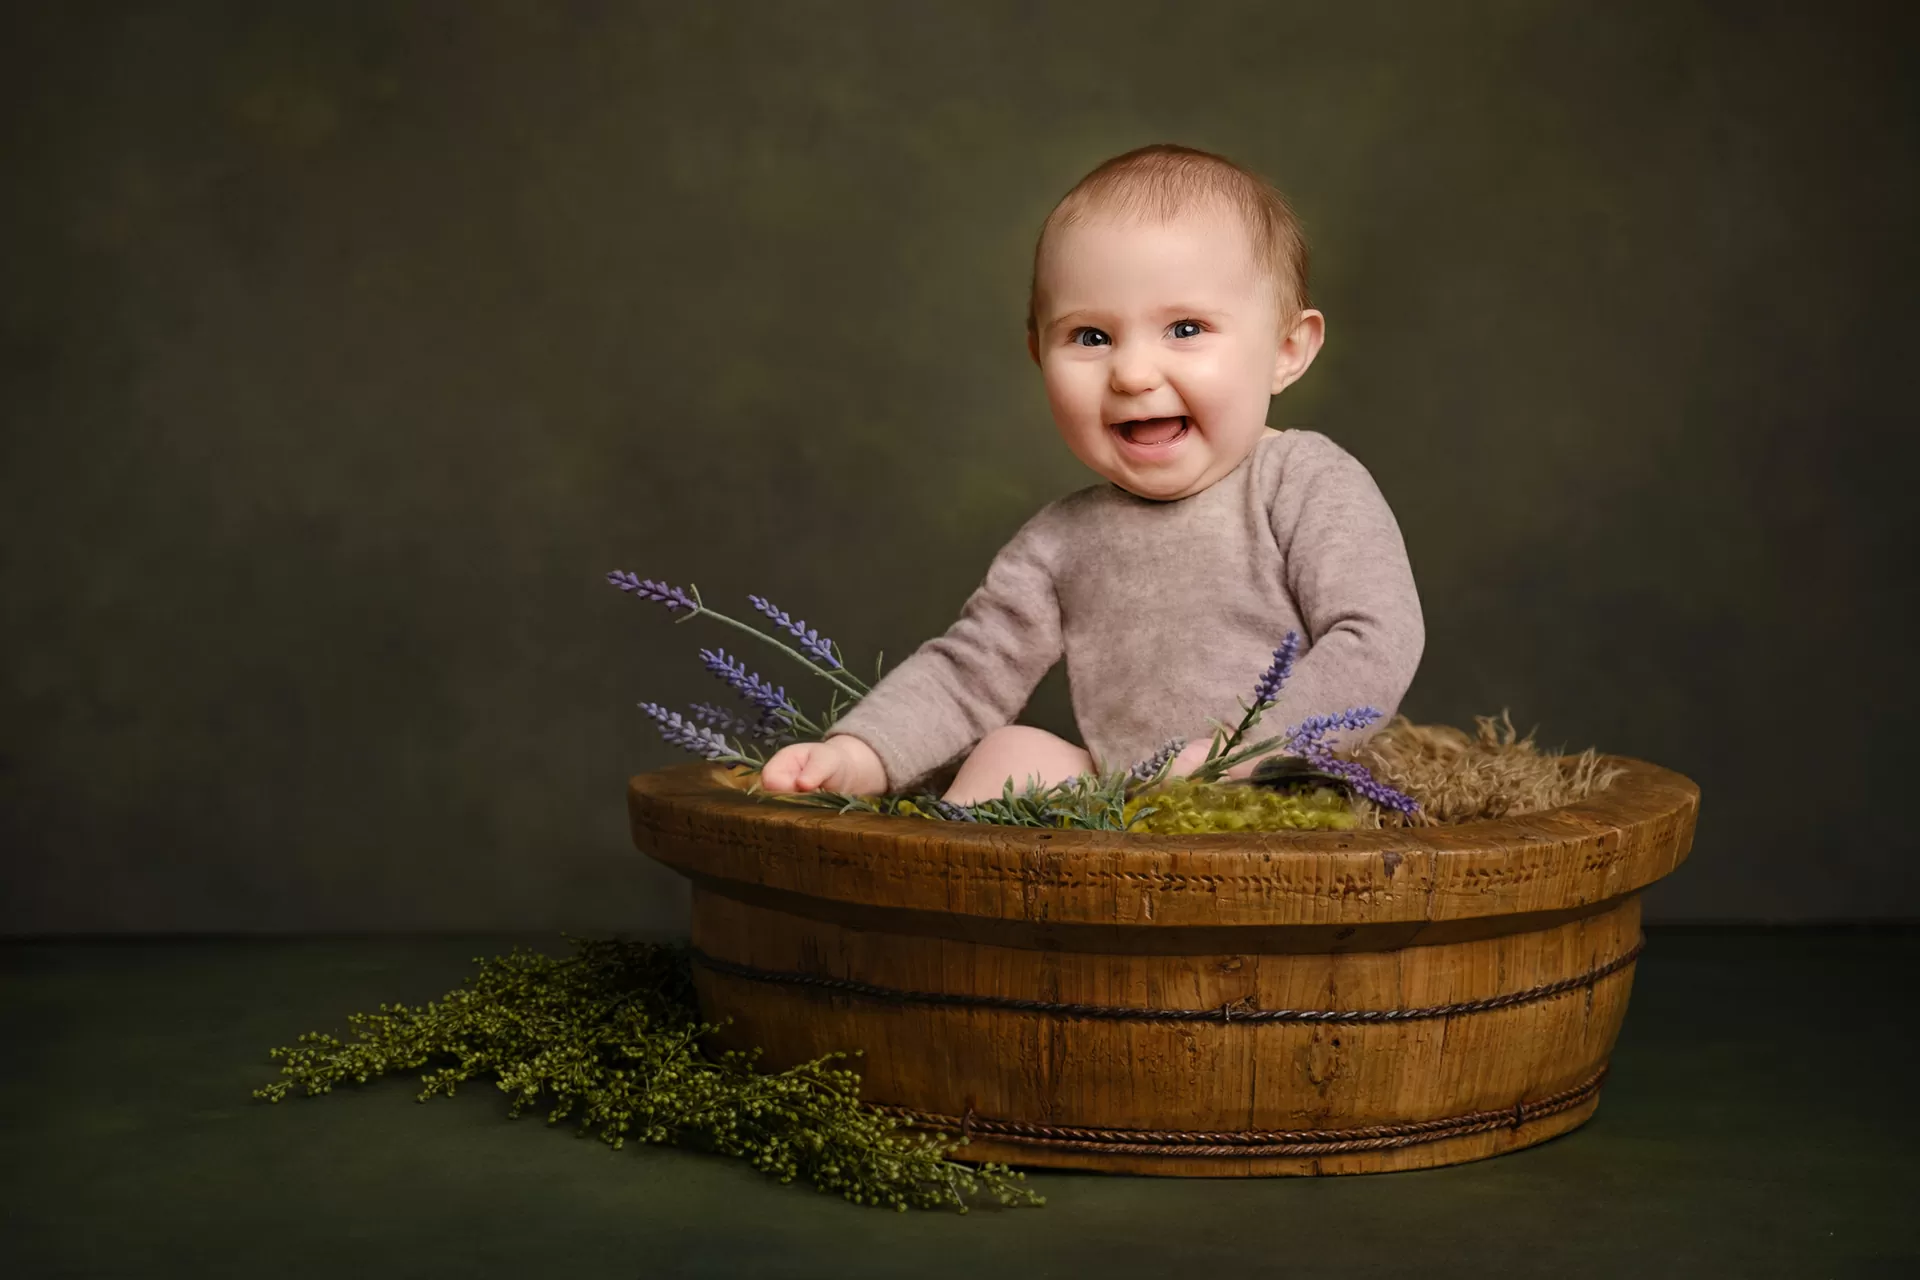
[1042,362,1109,435]
[1172,355,1261,431]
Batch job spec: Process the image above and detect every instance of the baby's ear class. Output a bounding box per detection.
[1271,309,1326,394]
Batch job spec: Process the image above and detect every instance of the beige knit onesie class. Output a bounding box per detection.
[826,428,1425,791]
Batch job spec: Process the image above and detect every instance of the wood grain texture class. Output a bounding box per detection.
[629,757,1698,1175]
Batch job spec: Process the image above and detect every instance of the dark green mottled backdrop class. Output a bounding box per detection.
[2,1,1914,931]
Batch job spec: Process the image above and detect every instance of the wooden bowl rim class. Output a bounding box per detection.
[628,753,1696,853]
[627,755,1699,928]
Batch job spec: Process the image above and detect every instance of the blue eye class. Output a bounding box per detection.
[1069,327,1111,347]
[1170,319,1204,339]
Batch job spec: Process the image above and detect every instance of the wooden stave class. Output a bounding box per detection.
[691,890,1638,1152]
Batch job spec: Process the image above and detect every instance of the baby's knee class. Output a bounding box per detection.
[976,724,1053,747]
[966,725,1091,778]
[944,725,1092,804]
[973,724,1074,760]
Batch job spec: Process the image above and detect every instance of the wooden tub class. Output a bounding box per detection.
[628,758,1698,1176]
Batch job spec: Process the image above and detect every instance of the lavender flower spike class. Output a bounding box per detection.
[1282,706,1382,757]
[691,706,779,744]
[1129,738,1188,783]
[638,702,742,760]
[1299,751,1420,815]
[698,647,790,716]
[688,700,746,727]
[747,595,842,669]
[1251,631,1302,706]
[607,571,696,613]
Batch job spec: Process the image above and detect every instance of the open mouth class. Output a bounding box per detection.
[1112,415,1191,448]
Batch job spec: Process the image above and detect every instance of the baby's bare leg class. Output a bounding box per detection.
[942,725,1095,805]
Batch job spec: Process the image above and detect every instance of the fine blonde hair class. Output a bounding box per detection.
[1027,144,1312,335]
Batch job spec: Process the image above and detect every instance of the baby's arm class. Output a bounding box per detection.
[761,513,1066,794]
[1260,441,1425,755]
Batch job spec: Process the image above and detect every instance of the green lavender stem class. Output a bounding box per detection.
[1185,731,1288,785]
[684,585,871,700]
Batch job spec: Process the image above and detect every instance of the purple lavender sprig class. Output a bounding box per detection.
[1178,633,1420,813]
[1251,632,1301,705]
[752,707,802,747]
[637,702,760,765]
[1191,631,1305,779]
[697,647,787,714]
[1271,704,1419,812]
[698,647,820,737]
[1280,707,1383,759]
[607,571,870,699]
[606,572,696,612]
[1296,751,1420,814]
[689,701,796,748]
[748,595,843,670]
[610,572,868,771]
[688,701,755,734]
[1129,738,1188,784]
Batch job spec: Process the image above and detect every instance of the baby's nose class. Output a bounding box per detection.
[1107,345,1162,394]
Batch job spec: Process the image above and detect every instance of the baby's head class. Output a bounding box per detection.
[1026,145,1325,501]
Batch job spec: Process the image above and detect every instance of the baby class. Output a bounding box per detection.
[760,144,1424,804]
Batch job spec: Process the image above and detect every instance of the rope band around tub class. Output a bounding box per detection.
[688,935,1644,1025]
[873,1065,1610,1158]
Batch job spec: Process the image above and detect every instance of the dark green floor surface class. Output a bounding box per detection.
[2,928,1914,1279]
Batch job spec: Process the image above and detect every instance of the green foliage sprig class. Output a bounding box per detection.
[254,938,1043,1214]
[778,765,1159,830]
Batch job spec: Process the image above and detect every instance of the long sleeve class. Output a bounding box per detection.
[1263,443,1424,751]
[825,514,1066,790]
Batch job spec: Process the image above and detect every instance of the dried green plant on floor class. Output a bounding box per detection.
[254,938,1042,1214]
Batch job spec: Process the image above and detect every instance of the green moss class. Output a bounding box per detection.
[1126,779,1358,834]
[797,772,1360,834]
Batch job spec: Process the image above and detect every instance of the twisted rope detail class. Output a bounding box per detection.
[690,936,1643,1025]
[876,1066,1609,1158]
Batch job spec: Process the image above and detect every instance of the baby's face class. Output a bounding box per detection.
[1030,206,1307,501]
